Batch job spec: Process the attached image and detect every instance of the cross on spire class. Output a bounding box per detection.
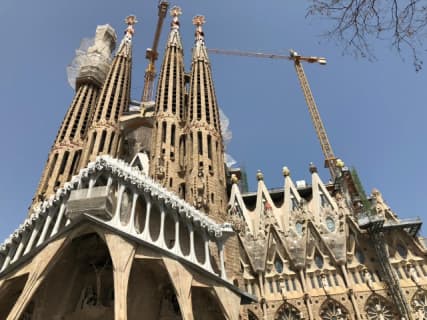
[124,15,138,40]
[170,6,182,29]
[192,15,205,41]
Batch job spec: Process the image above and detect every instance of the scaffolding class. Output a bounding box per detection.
[358,213,422,320]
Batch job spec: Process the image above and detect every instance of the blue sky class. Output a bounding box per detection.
[0,0,426,241]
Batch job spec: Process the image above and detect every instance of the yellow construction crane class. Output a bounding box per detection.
[206,48,340,179]
[141,0,169,103]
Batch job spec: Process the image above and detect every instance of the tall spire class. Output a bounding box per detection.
[149,6,187,197]
[81,15,136,166]
[30,25,117,212]
[186,16,227,222]
[191,15,209,62]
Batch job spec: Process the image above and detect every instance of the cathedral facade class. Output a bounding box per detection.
[0,4,427,320]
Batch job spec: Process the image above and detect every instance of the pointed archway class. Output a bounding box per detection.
[275,302,301,320]
[22,232,115,319]
[319,298,349,320]
[0,274,28,319]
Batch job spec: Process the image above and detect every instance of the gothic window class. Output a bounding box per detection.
[295,222,303,235]
[365,295,394,320]
[275,256,284,273]
[396,243,408,259]
[325,217,335,232]
[411,290,427,320]
[314,253,324,269]
[275,303,301,320]
[320,300,348,320]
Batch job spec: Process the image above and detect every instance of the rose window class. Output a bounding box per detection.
[320,301,347,320]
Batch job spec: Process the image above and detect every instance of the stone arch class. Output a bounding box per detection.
[23,232,114,319]
[364,294,397,320]
[0,274,29,319]
[319,298,349,320]
[192,287,225,320]
[127,259,182,320]
[275,302,301,320]
[412,289,427,319]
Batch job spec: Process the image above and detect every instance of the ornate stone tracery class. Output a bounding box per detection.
[365,295,395,320]
[412,290,427,320]
[275,303,301,320]
[320,299,348,320]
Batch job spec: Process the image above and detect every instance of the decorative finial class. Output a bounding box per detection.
[256,170,264,181]
[282,166,290,177]
[124,15,138,39]
[170,6,182,29]
[231,174,239,184]
[309,162,317,173]
[192,15,206,41]
[336,158,345,168]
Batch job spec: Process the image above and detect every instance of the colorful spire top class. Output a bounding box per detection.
[124,15,138,41]
[192,15,205,42]
[170,6,182,29]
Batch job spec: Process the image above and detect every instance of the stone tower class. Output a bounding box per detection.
[31,25,116,210]
[81,16,136,166]
[149,6,186,196]
[185,16,227,222]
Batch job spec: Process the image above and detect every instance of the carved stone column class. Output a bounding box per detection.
[6,236,67,320]
[163,258,194,320]
[214,286,241,320]
[104,232,136,320]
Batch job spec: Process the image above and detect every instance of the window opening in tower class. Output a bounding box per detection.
[171,124,176,146]
[198,132,203,155]
[163,51,172,112]
[162,121,167,143]
[69,150,81,176]
[203,64,211,124]
[59,151,70,175]
[207,134,212,159]
[108,133,115,154]
[88,132,97,156]
[99,130,107,153]
[42,153,58,193]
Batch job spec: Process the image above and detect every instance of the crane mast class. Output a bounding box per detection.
[290,51,337,178]
[206,48,338,179]
[141,0,169,103]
